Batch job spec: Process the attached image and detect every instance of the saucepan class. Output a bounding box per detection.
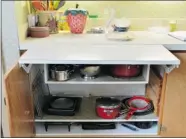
[111,65,142,77]
[50,65,74,81]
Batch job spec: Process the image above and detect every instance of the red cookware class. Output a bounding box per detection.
[96,97,121,119]
[125,96,151,120]
[111,65,141,77]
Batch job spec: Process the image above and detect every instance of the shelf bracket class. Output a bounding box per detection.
[162,65,179,74]
[20,64,32,73]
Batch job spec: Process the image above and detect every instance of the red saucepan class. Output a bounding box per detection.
[111,65,141,77]
[125,96,151,120]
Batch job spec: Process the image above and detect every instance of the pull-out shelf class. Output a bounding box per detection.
[44,64,150,84]
[19,45,179,65]
[35,97,158,122]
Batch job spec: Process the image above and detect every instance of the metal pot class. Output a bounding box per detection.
[111,65,141,77]
[96,97,121,119]
[80,65,100,78]
[54,65,73,81]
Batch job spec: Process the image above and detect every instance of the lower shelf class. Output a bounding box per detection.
[35,122,158,137]
[35,97,158,122]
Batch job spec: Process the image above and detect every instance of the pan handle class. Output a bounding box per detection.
[125,110,136,120]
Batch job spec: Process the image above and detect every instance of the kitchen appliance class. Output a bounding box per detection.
[43,96,82,116]
[111,65,141,78]
[121,97,154,116]
[96,97,121,119]
[64,4,88,34]
[80,65,100,79]
[52,65,74,81]
[82,122,116,130]
[123,96,151,120]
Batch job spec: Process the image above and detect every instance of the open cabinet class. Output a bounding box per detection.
[5,45,185,137]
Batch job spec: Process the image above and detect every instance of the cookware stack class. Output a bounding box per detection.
[48,64,143,81]
[95,96,154,120]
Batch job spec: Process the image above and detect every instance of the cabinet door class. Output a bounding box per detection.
[160,52,186,137]
[4,64,34,137]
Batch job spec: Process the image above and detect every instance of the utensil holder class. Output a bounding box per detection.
[38,11,62,34]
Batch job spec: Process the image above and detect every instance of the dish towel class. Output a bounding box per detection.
[168,31,186,41]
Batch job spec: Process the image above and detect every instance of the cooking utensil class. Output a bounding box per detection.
[56,0,66,10]
[31,1,46,11]
[133,122,154,129]
[121,97,154,116]
[43,96,82,116]
[125,96,151,120]
[54,65,74,81]
[80,65,100,79]
[121,123,138,131]
[111,65,141,78]
[82,122,116,130]
[96,97,121,119]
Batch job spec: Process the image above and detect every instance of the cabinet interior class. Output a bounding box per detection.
[29,64,163,137]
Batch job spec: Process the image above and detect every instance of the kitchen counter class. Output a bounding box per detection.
[19,31,186,51]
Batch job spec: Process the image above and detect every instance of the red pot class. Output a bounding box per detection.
[111,65,141,77]
[96,97,121,119]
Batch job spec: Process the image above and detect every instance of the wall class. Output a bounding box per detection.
[60,1,186,30]
[61,1,186,18]
[14,1,186,42]
[15,1,30,42]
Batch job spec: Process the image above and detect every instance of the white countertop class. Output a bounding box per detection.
[19,31,186,51]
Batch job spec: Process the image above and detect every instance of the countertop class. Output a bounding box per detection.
[19,31,186,51]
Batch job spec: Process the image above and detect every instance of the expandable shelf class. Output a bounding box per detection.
[44,65,150,84]
[35,122,158,136]
[35,97,158,122]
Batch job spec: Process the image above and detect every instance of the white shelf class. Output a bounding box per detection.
[46,76,147,84]
[35,122,158,137]
[19,44,180,65]
[35,97,158,122]
[44,65,150,85]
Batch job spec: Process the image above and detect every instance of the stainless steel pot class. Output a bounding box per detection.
[53,65,73,81]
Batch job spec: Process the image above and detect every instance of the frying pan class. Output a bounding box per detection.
[125,96,151,120]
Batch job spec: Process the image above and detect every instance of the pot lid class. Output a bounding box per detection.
[96,97,121,107]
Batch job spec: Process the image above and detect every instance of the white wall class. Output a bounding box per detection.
[1,1,20,137]
[2,1,20,72]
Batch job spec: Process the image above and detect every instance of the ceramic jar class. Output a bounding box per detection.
[64,8,88,34]
[38,11,62,34]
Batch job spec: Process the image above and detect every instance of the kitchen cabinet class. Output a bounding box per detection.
[4,44,186,137]
[4,64,34,137]
[159,52,186,137]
